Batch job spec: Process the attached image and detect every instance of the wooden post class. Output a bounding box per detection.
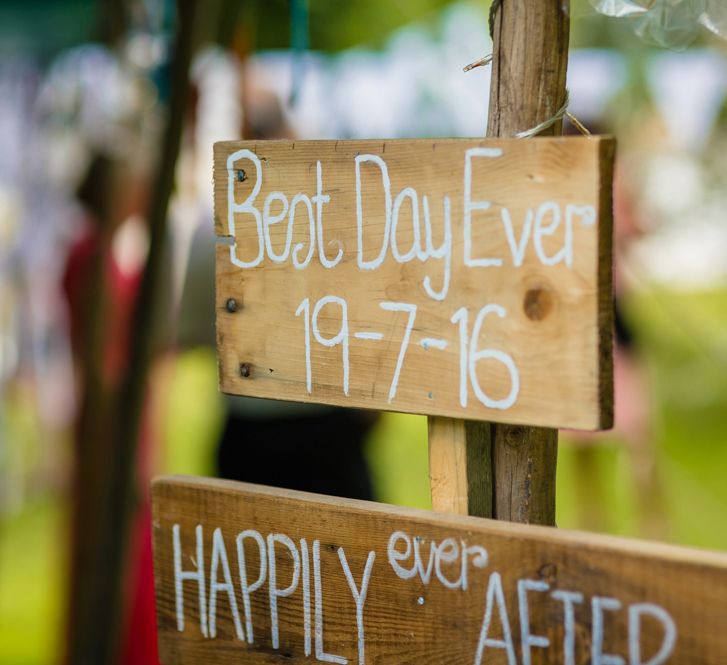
[428,0,569,525]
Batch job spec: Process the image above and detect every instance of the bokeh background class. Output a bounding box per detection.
[2,1,727,663]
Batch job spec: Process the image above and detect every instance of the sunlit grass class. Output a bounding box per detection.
[0,498,65,665]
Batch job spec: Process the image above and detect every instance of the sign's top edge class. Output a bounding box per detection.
[213,136,614,150]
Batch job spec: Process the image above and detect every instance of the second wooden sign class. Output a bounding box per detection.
[154,476,727,665]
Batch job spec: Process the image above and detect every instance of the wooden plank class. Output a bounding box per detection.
[428,417,492,517]
[213,137,613,431]
[153,476,727,665]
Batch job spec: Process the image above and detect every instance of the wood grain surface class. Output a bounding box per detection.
[213,137,613,431]
[153,476,727,665]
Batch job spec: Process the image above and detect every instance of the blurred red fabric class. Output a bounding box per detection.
[63,222,159,665]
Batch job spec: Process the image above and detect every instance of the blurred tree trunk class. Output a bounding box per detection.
[67,1,197,663]
[65,0,129,656]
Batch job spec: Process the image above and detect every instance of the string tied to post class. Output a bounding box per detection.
[515,90,591,138]
[462,54,591,138]
[462,54,492,72]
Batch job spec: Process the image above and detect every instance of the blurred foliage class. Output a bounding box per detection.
[0,499,64,664]
[159,348,223,477]
[0,0,457,58]
[0,0,99,58]
[237,0,453,52]
[3,0,721,64]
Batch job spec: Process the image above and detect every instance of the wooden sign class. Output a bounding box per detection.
[154,476,727,665]
[213,138,614,431]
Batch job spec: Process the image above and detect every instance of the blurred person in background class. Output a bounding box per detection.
[62,149,162,665]
[564,119,663,538]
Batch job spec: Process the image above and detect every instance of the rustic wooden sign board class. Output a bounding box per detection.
[154,476,727,665]
[213,138,614,431]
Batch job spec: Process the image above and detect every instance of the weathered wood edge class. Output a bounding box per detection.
[597,137,616,429]
[152,475,727,570]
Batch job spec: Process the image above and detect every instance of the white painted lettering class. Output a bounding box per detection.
[628,603,676,665]
[263,192,291,262]
[592,596,626,665]
[412,537,435,584]
[434,539,460,589]
[551,589,584,665]
[391,187,423,263]
[460,544,489,592]
[421,194,452,301]
[501,208,534,267]
[355,154,391,271]
[301,538,312,656]
[312,296,350,396]
[290,193,316,269]
[474,572,518,665]
[227,149,264,268]
[338,547,376,665]
[267,533,301,651]
[387,531,416,580]
[208,528,245,640]
[236,529,267,644]
[464,148,504,268]
[379,302,417,402]
[534,201,572,267]
[173,523,208,637]
[517,578,550,665]
[313,161,341,268]
[313,540,347,664]
[452,305,519,410]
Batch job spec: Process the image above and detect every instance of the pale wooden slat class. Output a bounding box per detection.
[213,137,613,431]
[428,417,492,517]
[153,476,727,665]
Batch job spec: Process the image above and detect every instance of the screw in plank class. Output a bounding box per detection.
[239,363,252,378]
[225,298,238,313]
[236,169,246,182]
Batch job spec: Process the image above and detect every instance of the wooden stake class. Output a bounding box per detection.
[428,0,570,525]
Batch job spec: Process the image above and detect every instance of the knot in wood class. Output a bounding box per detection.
[504,425,526,447]
[538,562,558,585]
[523,287,553,321]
